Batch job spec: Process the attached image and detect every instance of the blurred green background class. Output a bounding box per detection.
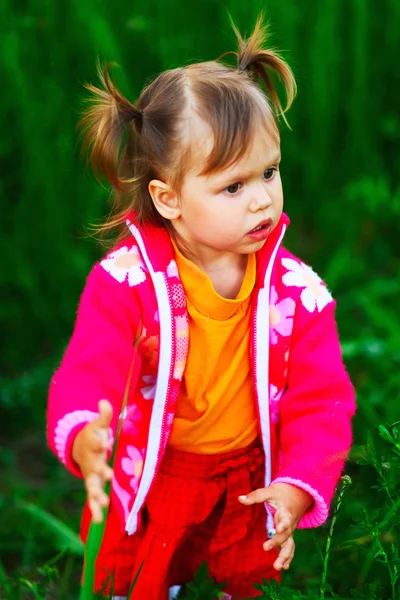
[1,0,399,598]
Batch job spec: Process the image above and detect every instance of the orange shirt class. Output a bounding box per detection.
[168,242,259,454]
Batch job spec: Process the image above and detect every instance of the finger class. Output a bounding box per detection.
[99,463,114,482]
[89,497,104,523]
[263,526,294,552]
[86,473,109,507]
[275,506,295,534]
[89,488,109,510]
[265,507,295,549]
[274,537,295,571]
[92,445,113,479]
[87,430,109,453]
[85,473,103,497]
[88,481,109,507]
[96,399,113,429]
[84,450,112,483]
[273,548,294,571]
[238,487,276,506]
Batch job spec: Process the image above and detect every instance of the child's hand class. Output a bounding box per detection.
[72,399,114,523]
[238,482,313,571]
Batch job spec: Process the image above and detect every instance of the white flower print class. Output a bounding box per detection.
[270,384,284,424]
[166,260,179,278]
[281,258,332,313]
[269,286,295,345]
[100,246,146,287]
[141,374,157,400]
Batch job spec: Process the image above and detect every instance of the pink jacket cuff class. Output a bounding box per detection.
[54,410,99,477]
[271,476,329,528]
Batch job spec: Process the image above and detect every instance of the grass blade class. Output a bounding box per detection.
[80,327,142,599]
[16,499,84,556]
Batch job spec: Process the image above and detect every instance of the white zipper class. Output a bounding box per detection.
[125,222,174,534]
[254,225,287,538]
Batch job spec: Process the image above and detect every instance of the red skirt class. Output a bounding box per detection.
[94,437,280,598]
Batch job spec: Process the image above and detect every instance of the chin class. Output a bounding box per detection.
[250,238,269,250]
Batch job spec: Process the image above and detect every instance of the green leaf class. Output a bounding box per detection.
[126,560,144,599]
[194,561,209,584]
[15,499,84,556]
[324,582,333,594]
[366,431,376,459]
[391,426,399,442]
[176,563,226,599]
[0,559,12,596]
[378,425,394,445]
[80,518,109,600]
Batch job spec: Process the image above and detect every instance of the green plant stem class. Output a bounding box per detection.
[372,532,398,599]
[59,552,75,599]
[0,559,12,597]
[80,327,141,600]
[360,505,399,600]
[320,475,352,600]
[357,543,378,587]
[373,460,394,506]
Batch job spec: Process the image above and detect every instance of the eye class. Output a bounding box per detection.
[225,182,242,194]
[263,167,277,181]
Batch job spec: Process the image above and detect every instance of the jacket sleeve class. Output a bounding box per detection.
[271,300,356,528]
[46,264,142,477]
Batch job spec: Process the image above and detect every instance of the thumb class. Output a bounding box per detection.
[96,399,113,430]
[239,486,277,507]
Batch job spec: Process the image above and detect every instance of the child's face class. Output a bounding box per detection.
[174,117,283,259]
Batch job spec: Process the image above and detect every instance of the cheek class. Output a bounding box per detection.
[185,200,214,224]
[183,194,223,224]
[275,175,284,195]
[272,179,284,205]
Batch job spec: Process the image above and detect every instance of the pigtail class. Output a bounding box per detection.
[231,14,297,128]
[78,59,143,191]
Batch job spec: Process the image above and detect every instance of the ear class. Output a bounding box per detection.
[148,179,180,221]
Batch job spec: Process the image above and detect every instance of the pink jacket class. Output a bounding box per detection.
[47,212,355,584]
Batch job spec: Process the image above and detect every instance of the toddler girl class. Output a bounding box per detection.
[47,15,356,600]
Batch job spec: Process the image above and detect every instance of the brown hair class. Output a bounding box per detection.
[78,14,296,244]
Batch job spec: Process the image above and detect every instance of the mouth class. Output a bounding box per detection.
[249,219,272,233]
[246,218,273,242]
[248,219,272,235]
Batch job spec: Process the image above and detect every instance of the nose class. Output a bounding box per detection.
[248,183,272,213]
